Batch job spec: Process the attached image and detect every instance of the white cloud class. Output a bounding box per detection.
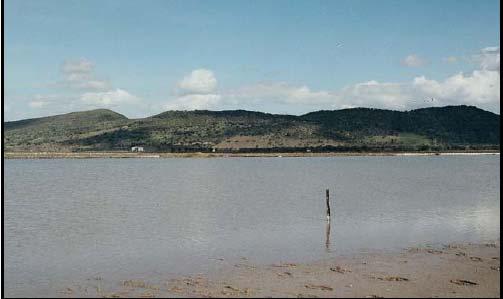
[80,89,140,107]
[401,54,426,67]
[337,81,411,110]
[20,45,500,121]
[20,89,147,119]
[29,101,49,108]
[177,69,217,94]
[219,80,414,111]
[62,59,94,74]
[164,80,334,111]
[227,82,332,105]
[161,48,499,114]
[6,59,147,120]
[59,59,110,91]
[412,70,500,107]
[478,46,500,72]
[163,94,222,110]
[28,94,64,109]
[164,68,221,110]
[81,80,111,90]
[229,69,498,114]
[333,67,499,112]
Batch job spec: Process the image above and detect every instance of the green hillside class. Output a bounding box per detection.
[4,109,129,151]
[3,105,500,152]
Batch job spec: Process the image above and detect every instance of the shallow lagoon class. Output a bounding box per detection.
[4,155,500,297]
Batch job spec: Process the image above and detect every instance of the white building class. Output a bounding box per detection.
[131,146,144,152]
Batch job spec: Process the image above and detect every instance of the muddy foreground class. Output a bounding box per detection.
[57,241,500,298]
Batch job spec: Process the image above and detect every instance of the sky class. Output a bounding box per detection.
[4,0,500,121]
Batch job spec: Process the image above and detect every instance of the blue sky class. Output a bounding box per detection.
[4,0,500,120]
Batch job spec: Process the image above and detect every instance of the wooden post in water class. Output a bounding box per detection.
[326,189,331,221]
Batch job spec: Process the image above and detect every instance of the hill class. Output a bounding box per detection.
[3,105,500,153]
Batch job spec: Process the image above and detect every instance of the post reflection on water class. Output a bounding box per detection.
[325,219,331,252]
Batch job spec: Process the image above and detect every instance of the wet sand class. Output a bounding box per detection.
[60,242,500,298]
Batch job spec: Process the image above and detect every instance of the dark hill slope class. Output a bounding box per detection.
[406,106,500,144]
[301,105,500,145]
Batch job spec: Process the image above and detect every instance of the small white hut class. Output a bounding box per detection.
[131,146,144,152]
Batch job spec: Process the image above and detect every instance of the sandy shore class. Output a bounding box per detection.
[58,241,500,298]
[4,151,500,159]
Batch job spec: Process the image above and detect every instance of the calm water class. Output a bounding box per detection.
[4,156,500,297]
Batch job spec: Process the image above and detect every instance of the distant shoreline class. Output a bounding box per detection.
[3,150,500,159]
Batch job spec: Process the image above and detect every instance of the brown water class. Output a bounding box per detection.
[4,155,500,297]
